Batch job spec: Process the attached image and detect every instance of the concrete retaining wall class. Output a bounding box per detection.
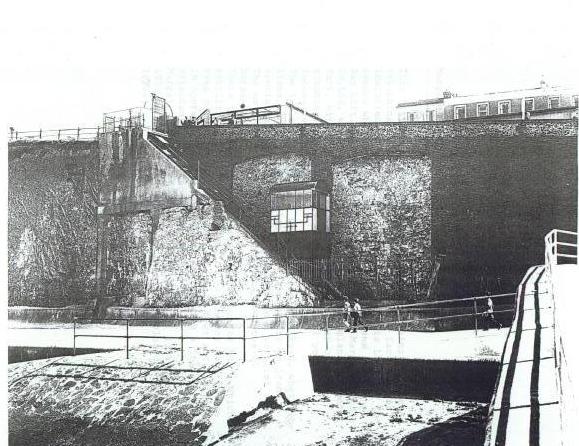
[308,356,499,402]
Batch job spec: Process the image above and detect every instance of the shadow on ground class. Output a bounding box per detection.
[397,406,487,446]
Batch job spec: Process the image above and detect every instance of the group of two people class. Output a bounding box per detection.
[342,297,368,333]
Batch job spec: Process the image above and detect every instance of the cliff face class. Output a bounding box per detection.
[8,141,98,306]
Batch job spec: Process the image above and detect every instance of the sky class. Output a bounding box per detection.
[1,0,579,128]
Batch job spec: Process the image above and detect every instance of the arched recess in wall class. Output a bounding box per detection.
[232,154,313,225]
[330,155,433,298]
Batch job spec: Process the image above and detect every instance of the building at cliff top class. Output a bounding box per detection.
[396,81,578,122]
[181,102,327,127]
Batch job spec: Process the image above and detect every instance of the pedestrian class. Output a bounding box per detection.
[351,298,368,333]
[342,298,351,332]
[483,295,502,330]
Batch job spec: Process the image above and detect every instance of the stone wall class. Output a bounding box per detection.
[173,120,577,297]
[100,204,316,307]
[332,157,431,294]
[232,154,312,222]
[8,141,98,306]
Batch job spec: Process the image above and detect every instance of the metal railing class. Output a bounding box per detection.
[544,229,578,446]
[103,107,150,133]
[545,229,578,274]
[72,292,515,362]
[73,316,309,363]
[8,127,102,142]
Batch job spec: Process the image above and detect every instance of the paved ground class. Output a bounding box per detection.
[219,393,485,446]
[8,322,508,362]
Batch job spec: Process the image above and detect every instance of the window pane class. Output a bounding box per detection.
[312,208,318,231]
[498,101,510,114]
[525,99,534,111]
[303,189,313,207]
[549,97,560,108]
[271,210,279,232]
[326,195,330,210]
[303,208,313,231]
[296,190,304,208]
[296,208,304,223]
[326,210,330,232]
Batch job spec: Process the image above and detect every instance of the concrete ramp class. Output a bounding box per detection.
[485,266,561,445]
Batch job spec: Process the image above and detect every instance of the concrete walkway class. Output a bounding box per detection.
[485,266,561,446]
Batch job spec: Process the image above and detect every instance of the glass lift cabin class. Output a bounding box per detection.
[270,180,330,259]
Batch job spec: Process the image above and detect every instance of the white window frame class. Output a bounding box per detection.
[407,112,416,122]
[498,100,511,115]
[476,103,489,117]
[454,105,466,120]
[548,96,560,109]
[523,97,535,112]
[425,110,436,121]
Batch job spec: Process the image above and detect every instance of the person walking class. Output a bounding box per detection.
[483,295,502,330]
[342,298,352,332]
[351,298,368,333]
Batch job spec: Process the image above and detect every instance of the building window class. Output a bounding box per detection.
[573,96,579,107]
[476,103,489,117]
[407,112,416,122]
[498,100,511,115]
[270,186,327,233]
[548,96,560,109]
[426,110,435,121]
[524,98,535,112]
[454,105,466,119]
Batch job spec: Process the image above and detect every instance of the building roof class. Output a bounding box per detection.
[396,98,444,108]
[270,180,329,193]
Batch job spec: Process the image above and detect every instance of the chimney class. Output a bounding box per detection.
[443,90,453,99]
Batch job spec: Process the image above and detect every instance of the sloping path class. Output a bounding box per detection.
[486,266,561,445]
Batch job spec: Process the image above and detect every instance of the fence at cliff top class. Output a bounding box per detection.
[8,127,102,142]
[72,291,516,362]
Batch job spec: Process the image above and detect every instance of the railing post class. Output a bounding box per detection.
[58,129,61,141]
[73,318,76,356]
[125,319,129,359]
[473,298,478,335]
[325,315,329,351]
[39,129,42,139]
[77,127,80,140]
[242,318,246,363]
[96,126,100,139]
[286,316,290,356]
[180,319,184,362]
[396,307,401,344]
